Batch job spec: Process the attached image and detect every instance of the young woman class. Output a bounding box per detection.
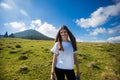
[50,25,80,80]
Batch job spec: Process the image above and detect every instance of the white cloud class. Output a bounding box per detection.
[76,38,84,42]
[108,25,120,34]
[0,2,12,9]
[4,19,57,38]
[90,28,106,36]
[0,1,30,18]
[20,9,29,16]
[112,0,120,3]
[4,22,26,31]
[107,36,120,43]
[30,19,42,29]
[76,3,120,28]
[37,22,57,38]
[29,19,57,38]
[91,40,105,42]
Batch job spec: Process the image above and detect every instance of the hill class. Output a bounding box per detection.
[14,29,54,40]
[0,38,120,80]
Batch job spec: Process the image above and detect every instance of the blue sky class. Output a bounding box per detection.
[0,0,120,42]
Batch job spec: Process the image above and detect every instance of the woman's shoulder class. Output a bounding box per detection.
[54,42,59,45]
[55,42,58,44]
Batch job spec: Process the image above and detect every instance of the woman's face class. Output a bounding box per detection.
[60,29,68,40]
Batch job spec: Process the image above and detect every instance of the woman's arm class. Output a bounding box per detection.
[51,53,58,80]
[51,54,58,74]
[74,53,80,76]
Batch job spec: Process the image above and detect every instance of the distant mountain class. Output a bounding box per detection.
[14,29,54,40]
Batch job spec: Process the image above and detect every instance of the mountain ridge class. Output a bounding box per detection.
[14,29,54,40]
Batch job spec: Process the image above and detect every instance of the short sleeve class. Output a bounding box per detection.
[73,50,78,54]
[51,42,59,54]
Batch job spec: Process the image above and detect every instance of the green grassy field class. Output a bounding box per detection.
[0,38,120,80]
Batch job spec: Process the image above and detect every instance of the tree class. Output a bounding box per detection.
[4,32,8,37]
[9,33,15,38]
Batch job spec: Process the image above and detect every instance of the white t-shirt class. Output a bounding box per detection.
[51,41,78,70]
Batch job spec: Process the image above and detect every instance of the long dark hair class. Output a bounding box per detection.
[55,25,77,51]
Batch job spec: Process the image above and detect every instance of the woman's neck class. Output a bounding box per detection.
[62,39,69,42]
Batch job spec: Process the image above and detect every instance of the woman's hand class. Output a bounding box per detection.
[50,73,55,80]
[76,70,80,77]
[74,53,80,77]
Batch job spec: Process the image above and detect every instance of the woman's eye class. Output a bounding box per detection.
[60,32,63,34]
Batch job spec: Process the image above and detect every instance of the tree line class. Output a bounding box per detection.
[0,32,15,38]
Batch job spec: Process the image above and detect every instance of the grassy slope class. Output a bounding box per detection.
[0,38,120,80]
